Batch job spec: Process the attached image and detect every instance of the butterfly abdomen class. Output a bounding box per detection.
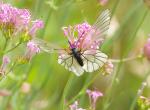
[72,48,84,66]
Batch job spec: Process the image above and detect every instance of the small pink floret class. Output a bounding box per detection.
[144,38,150,60]
[27,41,40,53]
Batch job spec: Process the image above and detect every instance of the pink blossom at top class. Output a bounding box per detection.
[86,89,103,110]
[29,20,44,37]
[75,22,91,38]
[0,3,31,28]
[18,9,31,26]
[144,38,150,60]
[62,22,103,50]
[0,3,44,38]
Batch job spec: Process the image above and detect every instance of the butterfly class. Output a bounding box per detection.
[32,9,111,76]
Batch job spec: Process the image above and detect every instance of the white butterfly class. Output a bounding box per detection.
[32,9,111,76]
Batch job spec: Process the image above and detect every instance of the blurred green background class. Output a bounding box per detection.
[0,0,150,110]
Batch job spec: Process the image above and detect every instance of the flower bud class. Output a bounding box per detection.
[104,60,114,75]
[29,20,44,37]
[99,0,109,6]
[144,38,150,60]
[0,56,10,75]
[21,82,31,94]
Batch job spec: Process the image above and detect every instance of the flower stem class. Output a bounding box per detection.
[129,71,150,110]
[40,9,52,38]
[3,38,9,51]
[61,73,74,110]
[5,42,22,54]
[109,55,143,63]
[68,69,104,105]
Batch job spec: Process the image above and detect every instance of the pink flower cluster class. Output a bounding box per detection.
[62,22,102,50]
[0,3,30,29]
[75,22,91,38]
[0,3,44,38]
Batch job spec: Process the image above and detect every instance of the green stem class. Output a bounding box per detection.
[40,9,52,38]
[129,71,150,110]
[3,38,9,51]
[103,4,149,110]
[68,69,104,105]
[102,62,122,110]
[124,9,149,56]
[5,42,22,54]
[111,0,121,17]
[61,73,74,110]
[0,61,17,81]
[109,55,143,63]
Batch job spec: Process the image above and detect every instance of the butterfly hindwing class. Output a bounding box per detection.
[58,52,84,76]
[82,50,108,72]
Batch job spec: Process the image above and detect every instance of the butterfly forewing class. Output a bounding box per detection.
[93,9,111,40]
[81,10,111,50]
[32,38,66,54]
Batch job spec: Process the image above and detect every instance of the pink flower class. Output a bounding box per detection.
[99,0,109,6]
[21,82,31,94]
[0,56,10,75]
[62,22,92,46]
[0,3,31,27]
[62,22,105,52]
[86,89,103,110]
[26,41,40,60]
[75,22,91,38]
[62,22,103,50]
[0,89,11,96]
[144,38,150,60]
[69,101,85,110]
[29,20,44,37]
[0,3,31,37]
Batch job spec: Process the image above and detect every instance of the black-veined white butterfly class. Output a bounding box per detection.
[32,9,111,76]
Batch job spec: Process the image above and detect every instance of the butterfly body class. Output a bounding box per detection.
[71,48,84,66]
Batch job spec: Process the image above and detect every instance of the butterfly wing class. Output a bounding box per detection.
[58,52,84,76]
[81,9,111,50]
[81,49,108,72]
[32,38,84,76]
[32,38,66,54]
[92,9,111,41]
